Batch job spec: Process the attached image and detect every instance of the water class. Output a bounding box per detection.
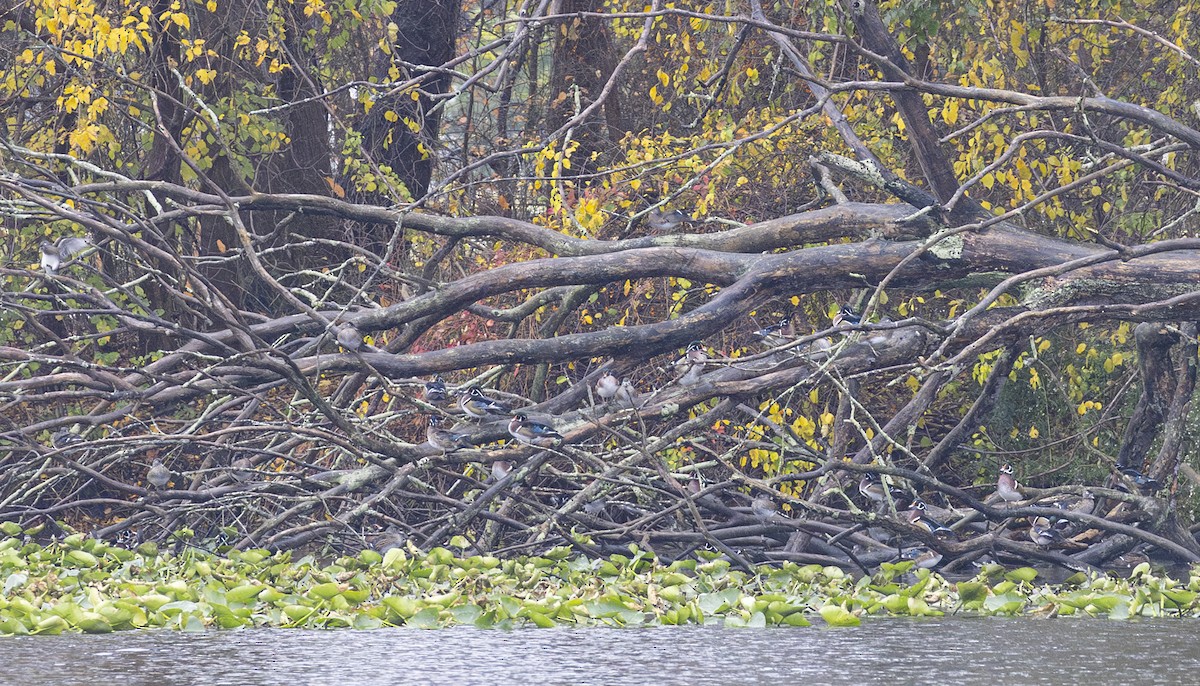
[4,617,1200,685]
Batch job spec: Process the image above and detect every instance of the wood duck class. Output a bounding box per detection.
[51,429,83,449]
[1051,489,1095,529]
[336,325,364,352]
[751,495,776,521]
[996,464,1023,503]
[900,546,943,569]
[754,315,796,348]
[1119,466,1161,493]
[147,459,171,490]
[1028,519,1067,547]
[423,376,448,405]
[39,236,91,273]
[858,473,908,508]
[613,379,637,407]
[508,414,564,448]
[1072,489,1096,514]
[673,341,708,386]
[646,208,689,233]
[905,500,956,538]
[426,415,473,452]
[595,371,620,402]
[230,456,254,483]
[491,460,512,481]
[458,386,509,419]
[832,304,861,328]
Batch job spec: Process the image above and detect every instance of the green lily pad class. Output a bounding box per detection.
[818,605,860,627]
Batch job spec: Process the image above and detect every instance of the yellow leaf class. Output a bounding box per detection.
[942,99,959,125]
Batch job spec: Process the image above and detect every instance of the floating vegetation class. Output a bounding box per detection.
[1,530,1198,634]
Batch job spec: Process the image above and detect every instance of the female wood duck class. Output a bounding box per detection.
[336,325,363,352]
[754,315,797,348]
[458,386,509,419]
[646,208,689,233]
[147,459,171,490]
[614,379,636,407]
[900,546,943,569]
[491,460,512,481]
[423,376,448,405]
[905,500,956,538]
[508,414,564,448]
[996,464,1023,503]
[426,415,473,452]
[596,371,620,401]
[673,341,708,386]
[39,236,91,273]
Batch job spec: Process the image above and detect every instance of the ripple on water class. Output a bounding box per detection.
[5,617,1200,686]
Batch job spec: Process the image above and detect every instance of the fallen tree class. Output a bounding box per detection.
[1,0,1199,574]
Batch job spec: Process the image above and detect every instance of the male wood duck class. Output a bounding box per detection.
[858,473,908,508]
[905,500,956,538]
[1028,519,1067,547]
[1119,466,1161,493]
[426,415,473,452]
[423,376,448,405]
[508,414,564,448]
[51,429,83,449]
[458,386,509,419]
[996,464,1023,503]
[646,208,689,233]
[39,236,91,273]
[832,304,861,328]
[336,325,364,352]
[147,459,171,490]
[673,341,708,386]
[900,546,943,569]
[754,315,797,348]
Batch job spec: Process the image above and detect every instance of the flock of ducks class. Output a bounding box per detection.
[38,234,1164,570]
[412,303,871,459]
[855,459,1163,568]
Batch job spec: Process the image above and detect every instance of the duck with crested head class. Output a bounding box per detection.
[673,341,708,386]
[904,500,956,539]
[996,463,1023,503]
[508,414,564,448]
[423,376,448,405]
[426,415,473,453]
[754,314,797,348]
[458,386,509,419]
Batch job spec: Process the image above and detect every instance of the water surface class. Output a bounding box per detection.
[5,617,1199,685]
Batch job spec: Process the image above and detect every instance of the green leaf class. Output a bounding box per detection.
[1005,567,1038,583]
[956,581,988,604]
[818,605,860,627]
